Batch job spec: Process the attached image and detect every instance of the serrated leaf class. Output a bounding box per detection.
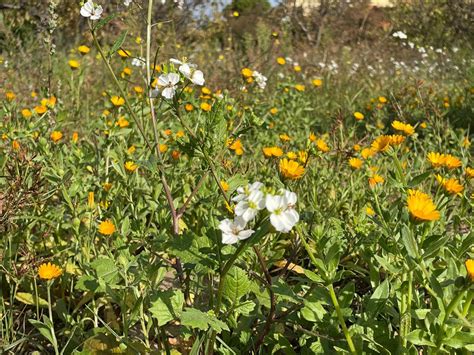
[181,308,229,332]
[75,275,99,292]
[91,257,119,284]
[301,300,326,322]
[121,216,130,236]
[222,266,250,305]
[234,300,255,316]
[422,234,449,259]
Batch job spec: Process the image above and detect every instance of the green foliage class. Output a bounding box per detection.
[0,0,473,354]
[230,0,271,13]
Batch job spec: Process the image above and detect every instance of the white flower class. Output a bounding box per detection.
[157,73,180,99]
[124,0,132,6]
[80,0,103,20]
[252,71,267,90]
[170,58,205,86]
[131,57,145,67]
[232,182,264,203]
[219,217,254,245]
[392,31,407,40]
[235,189,265,222]
[265,190,299,233]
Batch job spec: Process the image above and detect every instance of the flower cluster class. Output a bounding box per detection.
[427,152,462,169]
[219,182,299,244]
[240,67,268,90]
[151,58,205,99]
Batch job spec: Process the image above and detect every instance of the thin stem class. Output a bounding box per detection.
[90,23,151,150]
[47,283,59,355]
[328,284,357,354]
[177,173,208,218]
[253,246,275,351]
[299,229,356,354]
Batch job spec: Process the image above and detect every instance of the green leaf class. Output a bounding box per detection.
[443,331,474,349]
[181,308,229,332]
[233,300,255,316]
[93,14,118,32]
[61,185,74,212]
[29,319,54,345]
[406,329,435,347]
[16,292,49,308]
[75,275,99,292]
[108,31,128,58]
[339,282,355,309]
[300,300,326,322]
[222,266,250,305]
[304,269,324,283]
[91,257,119,284]
[408,172,431,187]
[422,234,448,259]
[149,290,184,326]
[401,225,418,259]
[121,216,130,236]
[366,279,389,317]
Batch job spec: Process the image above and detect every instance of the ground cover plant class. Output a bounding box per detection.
[0,0,473,353]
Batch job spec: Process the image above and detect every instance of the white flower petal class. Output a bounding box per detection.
[168,72,180,85]
[250,182,263,191]
[170,58,183,65]
[222,232,239,245]
[242,208,256,222]
[238,229,254,240]
[265,195,282,212]
[191,70,205,85]
[219,219,233,234]
[179,64,192,78]
[270,214,288,232]
[90,6,103,20]
[157,74,169,87]
[285,210,299,226]
[80,1,93,17]
[161,87,176,99]
[234,201,249,217]
[283,190,297,205]
[233,216,247,230]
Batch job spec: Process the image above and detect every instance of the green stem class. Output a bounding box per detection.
[461,291,473,318]
[47,283,59,355]
[90,22,151,150]
[436,286,468,347]
[208,221,270,353]
[391,150,407,187]
[328,284,357,354]
[299,228,356,354]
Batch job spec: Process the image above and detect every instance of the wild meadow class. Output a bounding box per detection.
[0,0,473,353]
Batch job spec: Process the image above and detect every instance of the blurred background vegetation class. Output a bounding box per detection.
[0,0,473,128]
